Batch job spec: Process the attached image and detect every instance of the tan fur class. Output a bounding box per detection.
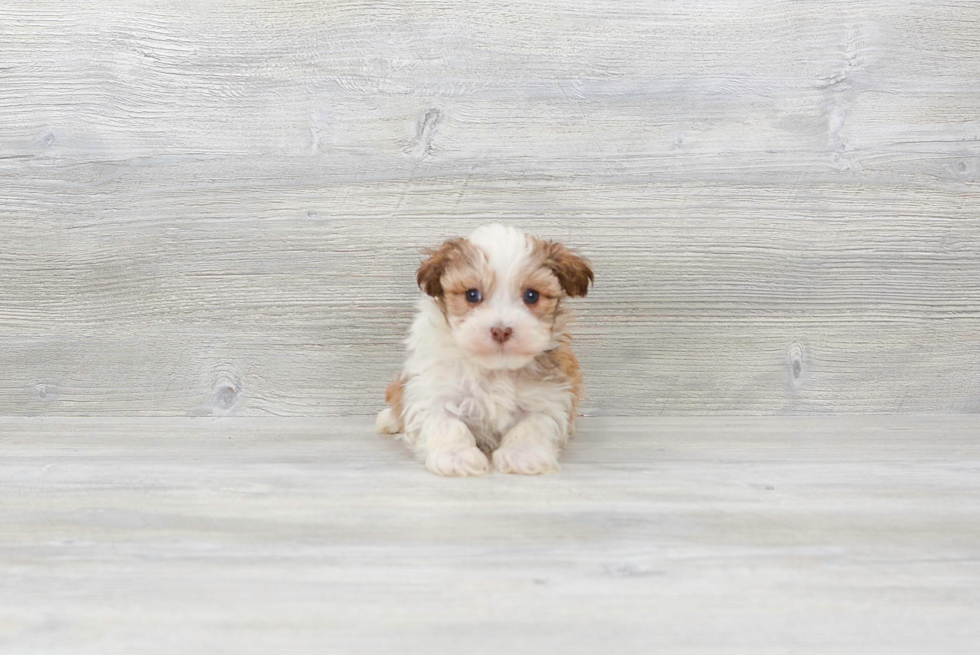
[544,337,584,430]
[441,255,494,324]
[416,238,482,297]
[517,265,563,325]
[384,373,407,430]
[531,238,594,298]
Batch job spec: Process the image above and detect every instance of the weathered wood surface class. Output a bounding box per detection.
[1,416,978,653]
[1,1,978,416]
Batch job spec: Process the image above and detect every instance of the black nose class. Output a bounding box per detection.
[490,326,513,344]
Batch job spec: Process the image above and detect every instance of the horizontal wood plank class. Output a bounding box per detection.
[2,177,977,415]
[1,416,978,653]
[1,1,979,415]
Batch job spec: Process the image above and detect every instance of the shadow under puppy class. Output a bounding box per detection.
[377,224,593,476]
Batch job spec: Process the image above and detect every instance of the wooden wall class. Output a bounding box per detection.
[1,1,978,417]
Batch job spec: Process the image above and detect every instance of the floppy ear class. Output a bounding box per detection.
[416,238,466,297]
[540,241,594,297]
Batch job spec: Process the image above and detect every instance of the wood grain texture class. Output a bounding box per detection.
[1,416,979,654]
[1,1,978,416]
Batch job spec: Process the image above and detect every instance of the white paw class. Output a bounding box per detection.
[493,447,561,475]
[425,447,491,477]
[376,408,402,434]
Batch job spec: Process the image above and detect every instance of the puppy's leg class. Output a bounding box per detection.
[375,408,402,434]
[377,373,406,434]
[493,414,565,475]
[417,413,490,477]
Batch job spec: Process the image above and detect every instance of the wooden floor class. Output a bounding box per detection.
[2,416,978,654]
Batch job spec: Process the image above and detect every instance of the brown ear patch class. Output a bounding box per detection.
[416,238,469,297]
[535,240,594,297]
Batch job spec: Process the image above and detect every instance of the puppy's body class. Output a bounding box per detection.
[377,224,592,476]
[380,298,581,452]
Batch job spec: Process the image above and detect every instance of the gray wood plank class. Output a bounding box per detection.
[1,416,978,653]
[2,1,979,416]
[2,187,977,415]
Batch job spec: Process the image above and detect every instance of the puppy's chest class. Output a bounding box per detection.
[450,373,523,437]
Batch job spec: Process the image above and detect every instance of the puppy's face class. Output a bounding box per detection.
[417,225,593,370]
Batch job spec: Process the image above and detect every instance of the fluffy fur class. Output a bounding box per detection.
[376,224,593,476]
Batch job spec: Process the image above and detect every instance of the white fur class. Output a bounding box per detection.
[493,413,563,475]
[467,224,532,291]
[381,224,578,477]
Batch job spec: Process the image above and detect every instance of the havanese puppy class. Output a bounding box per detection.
[377,224,593,476]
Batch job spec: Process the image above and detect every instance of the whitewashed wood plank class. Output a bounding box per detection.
[2,179,977,415]
[1,2,978,173]
[1,1,979,416]
[1,416,978,653]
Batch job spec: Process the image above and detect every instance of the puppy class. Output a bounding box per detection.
[376,224,593,476]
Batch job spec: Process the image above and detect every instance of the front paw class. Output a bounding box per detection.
[425,447,491,477]
[493,447,561,475]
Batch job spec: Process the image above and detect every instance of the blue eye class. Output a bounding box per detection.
[523,289,540,305]
[465,289,482,303]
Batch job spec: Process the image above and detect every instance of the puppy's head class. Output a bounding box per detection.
[417,224,593,370]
